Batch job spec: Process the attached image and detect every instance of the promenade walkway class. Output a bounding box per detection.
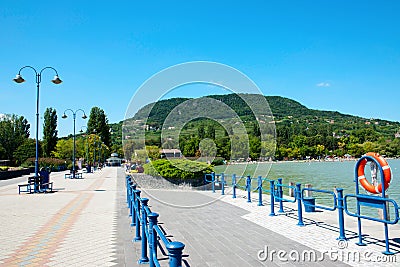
[0,169,398,266]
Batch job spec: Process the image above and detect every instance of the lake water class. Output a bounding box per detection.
[214,159,400,216]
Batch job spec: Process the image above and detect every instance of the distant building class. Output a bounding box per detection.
[160,149,182,158]
[106,153,122,166]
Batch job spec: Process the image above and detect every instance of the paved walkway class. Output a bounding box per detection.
[0,169,399,266]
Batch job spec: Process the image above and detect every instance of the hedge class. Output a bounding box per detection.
[143,159,214,184]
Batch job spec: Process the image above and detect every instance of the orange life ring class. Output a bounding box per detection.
[357,152,391,194]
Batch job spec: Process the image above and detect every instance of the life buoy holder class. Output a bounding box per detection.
[357,152,391,194]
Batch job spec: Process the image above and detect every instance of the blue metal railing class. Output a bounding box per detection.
[126,175,185,266]
[207,172,400,254]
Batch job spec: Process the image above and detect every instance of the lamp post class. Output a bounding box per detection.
[80,126,89,165]
[13,66,62,179]
[62,109,87,178]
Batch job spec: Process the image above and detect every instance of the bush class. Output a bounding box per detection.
[0,166,8,171]
[212,157,225,166]
[22,158,68,172]
[143,159,214,184]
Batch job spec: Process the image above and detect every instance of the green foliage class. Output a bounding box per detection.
[22,157,67,170]
[0,114,30,162]
[143,159,213,182]
[13,138,37,165]
[146,146,160,161]
[42,107,58,157]
[126,93,400,160]
[87,107,111,147]
[52,139,73,160]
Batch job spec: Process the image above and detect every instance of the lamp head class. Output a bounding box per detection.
[82,114,87,119]
[52,75,62,84]
[62,114,67,119]
[13,74,25,83]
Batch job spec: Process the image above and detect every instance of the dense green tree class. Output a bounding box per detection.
[205,124,216,139]
[87,107,111,147]
[42,107,58,157]
[198,124,205,139]
[13,138,37,165]
[146,145,160,161]
[0,114,30,162]
[52,139,73,160]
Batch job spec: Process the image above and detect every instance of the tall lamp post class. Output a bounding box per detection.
[13,66,62,179]
[62,109,87,178]
[80,126,88,165]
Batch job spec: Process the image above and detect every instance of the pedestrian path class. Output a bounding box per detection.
[1,169,399,266]
[130,173,400,267]
[0,168,119,266]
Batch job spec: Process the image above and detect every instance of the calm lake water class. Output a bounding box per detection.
[214,159,400,210]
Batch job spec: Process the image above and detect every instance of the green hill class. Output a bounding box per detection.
[121,93,400,159]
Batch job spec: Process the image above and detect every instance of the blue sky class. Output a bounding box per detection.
[1,0,399,138]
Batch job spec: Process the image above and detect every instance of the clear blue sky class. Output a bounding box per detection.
[1,0,399,138]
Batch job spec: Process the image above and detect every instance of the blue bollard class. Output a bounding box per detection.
[221,173,225,195]
[211,172,215,193]
[296,183,305,226]
[278,178,284,213]
[166,241,185,267]
[232,174,236,199]
[269,180,276,216]
[336,188,346,240]
[246,176,251,203]
[148,212,159,267]
[139,198,149,264]
[258,176,263,206]
[133,190,141,242]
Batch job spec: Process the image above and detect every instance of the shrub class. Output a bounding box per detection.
[22,158,68,172]
[143,159,214,184]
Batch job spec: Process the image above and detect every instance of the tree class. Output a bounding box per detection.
[146,146,160,161]
[0,114,30,162]
[87,107,111,147]
[42,107,58,157]
[13,138,37,165]
[52,139,73,160]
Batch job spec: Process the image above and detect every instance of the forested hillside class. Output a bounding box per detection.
[122,94,400,160]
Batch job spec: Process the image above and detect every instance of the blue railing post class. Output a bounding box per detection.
[148,212,159,267]
[126,175,131,204]
[269,180,276,216]
[232,174,236,199]
[130,184,137,226]
[336,188,346,240]
[296,183,304,226]
[246,176,251,202]
[133,190,142,242]
[221,173,225,195]
[257,176,263,206]
[128,182,135,217]
[211,172,215,193]
[277,178,284,213]
[166,241,185,267]
[139,198,149,264]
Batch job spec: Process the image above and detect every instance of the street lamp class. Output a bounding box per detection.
[13,66,62,179]
[62,109,87,178]
[80,126,88,165]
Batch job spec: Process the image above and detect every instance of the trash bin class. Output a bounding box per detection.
[303,197,316,212]
[39,168,50,190]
